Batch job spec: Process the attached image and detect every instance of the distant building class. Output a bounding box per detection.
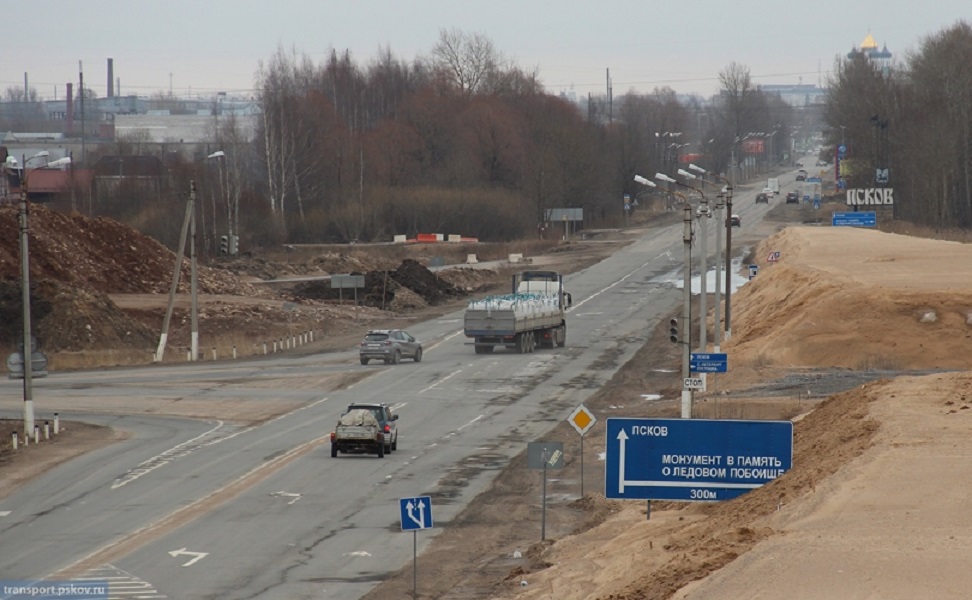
[847,33,893,77]
[758,84,827,107]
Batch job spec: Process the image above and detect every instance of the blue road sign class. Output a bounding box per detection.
[832,211,876,227]
[690,352,727,373]
[399,496,434,531]
[748,264,758,280]
[604,418,793,501]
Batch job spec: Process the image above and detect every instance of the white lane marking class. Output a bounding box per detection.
[0,510,11,517]
[112,421,226,489]
[570,255,662,311]
[420,369,462,393]
[77,564,167,599]
[60,436,330,579]
[113,397,330,489]
[458,415,483,430]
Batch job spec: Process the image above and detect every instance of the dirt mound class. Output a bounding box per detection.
[291,259,472,309]
[0,205,267,297]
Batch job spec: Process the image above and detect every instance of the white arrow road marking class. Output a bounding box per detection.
[405,499,426,528]
[168,548,208,567]
[270,491,302,505]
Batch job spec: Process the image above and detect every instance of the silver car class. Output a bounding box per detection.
[359,329,423,365]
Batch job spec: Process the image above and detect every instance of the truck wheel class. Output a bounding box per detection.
[475,345,484,354]
[360,357,369,365]
[556,326,567,347]
[331,444,338,458]
[528,334,536,353]
[391,350,401,365]
[377,444,385,458]
[516,334,526,354]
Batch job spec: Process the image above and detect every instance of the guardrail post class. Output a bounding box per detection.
[33,426,40,443]
[263,342,268,355]
[233,346,237,359]
[11,432,17,450]
[211,347,217,360]
[54,413,59,434]
[44,421,50,440]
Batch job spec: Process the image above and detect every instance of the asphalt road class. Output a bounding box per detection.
[0,175,790,599]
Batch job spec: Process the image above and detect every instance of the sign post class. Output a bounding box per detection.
[399,496,434,599]
[528,442,564,540]
[567,405,597,498]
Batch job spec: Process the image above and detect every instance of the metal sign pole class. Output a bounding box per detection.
[541,449,548,541]
[580,435,585,498]
[412,530,417,599]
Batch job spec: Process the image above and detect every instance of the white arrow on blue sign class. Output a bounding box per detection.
[399,496,433,531]
[604,418,793,502]
[689,352,727,373]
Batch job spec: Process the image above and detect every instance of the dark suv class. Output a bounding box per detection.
[786,191,800,204]
[345,403,398,452]
[755,192,770,204]
[359,329,422,365]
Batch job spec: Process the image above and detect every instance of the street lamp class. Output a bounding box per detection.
[689,163,733,344]
[19,150,53,436]
[655,172,695,418]
[678,169,712,352]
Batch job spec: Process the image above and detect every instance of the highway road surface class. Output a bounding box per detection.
[0,175,793,599]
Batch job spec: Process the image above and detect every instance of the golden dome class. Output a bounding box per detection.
[860,33,878,50]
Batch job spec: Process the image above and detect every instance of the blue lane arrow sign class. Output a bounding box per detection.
[604,418,793,501]
[399,496,434,531]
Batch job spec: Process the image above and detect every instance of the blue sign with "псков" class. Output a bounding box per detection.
[604,418,793,502]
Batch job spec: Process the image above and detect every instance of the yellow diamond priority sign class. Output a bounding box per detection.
[567,404,596,436]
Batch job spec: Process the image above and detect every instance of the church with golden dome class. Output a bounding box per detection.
[847,32,893,76]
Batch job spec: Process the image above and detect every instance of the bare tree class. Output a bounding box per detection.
[429,28,501,96]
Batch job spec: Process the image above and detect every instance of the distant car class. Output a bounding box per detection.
[815,159,828,167]
[795,161,804,168]
[786,191,800,204]
[730,214,741,227]
[345,402,399,453]
[755,192,770,204]
[796,170,807,182]
[359,329,423,365]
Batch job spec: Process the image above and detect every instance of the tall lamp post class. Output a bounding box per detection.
[677,169,709,351]
[19,150,58,435]
[654,172,694,419]
[689,163,732,349]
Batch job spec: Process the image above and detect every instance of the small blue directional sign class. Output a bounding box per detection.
[399,496,433,531]
[604,418,793,502]
[748,264,759,280]
[690,352,727,373]
[832,211,876,227]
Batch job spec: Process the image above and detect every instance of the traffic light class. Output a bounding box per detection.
[220,235,229,255]
[669,318,679,344]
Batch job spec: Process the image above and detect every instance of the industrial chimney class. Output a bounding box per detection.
[65,82,74,135]
[107,58,114,98]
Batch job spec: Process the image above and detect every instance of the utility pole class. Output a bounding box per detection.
[698,195,709,351]
[19,163,35,435]
[190,181,199,362]
[713,190,724,351]
[681,202,693,418]
[724,149,735,340]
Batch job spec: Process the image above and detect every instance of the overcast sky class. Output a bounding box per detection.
[3,1,968,101]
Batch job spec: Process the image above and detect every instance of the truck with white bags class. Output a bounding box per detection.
[464,270,572,354]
